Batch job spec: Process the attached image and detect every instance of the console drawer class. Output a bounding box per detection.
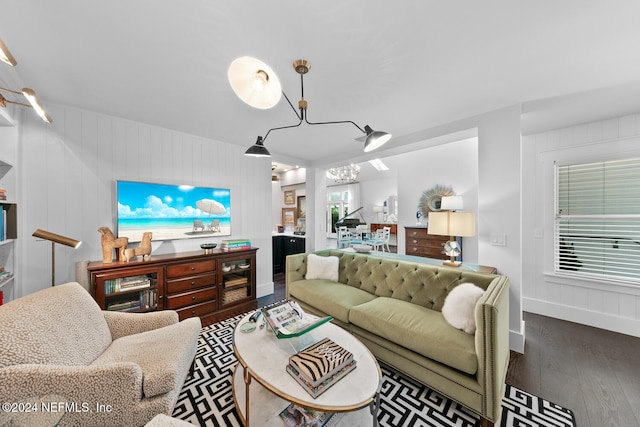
[166,287,218,309]
[166,260,216,278]
[166,272,216,294]
[175,300,217,321]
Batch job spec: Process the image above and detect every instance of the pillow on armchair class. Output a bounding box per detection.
[305,254,339,282]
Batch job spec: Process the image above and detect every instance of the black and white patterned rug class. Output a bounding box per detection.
[173,314,576,427]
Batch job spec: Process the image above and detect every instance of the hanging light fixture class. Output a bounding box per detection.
[328,164,361,184]
[0,87,53,123]
[228,58,392,157]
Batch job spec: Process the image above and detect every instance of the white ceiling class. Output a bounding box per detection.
[2,1,640,167]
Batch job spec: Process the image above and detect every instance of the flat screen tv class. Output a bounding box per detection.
[116,180,231,242]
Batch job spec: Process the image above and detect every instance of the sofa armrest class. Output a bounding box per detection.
[103,310,179,340]
[0,362,144,409]
[285,253,309,298]
[474,275,510,422]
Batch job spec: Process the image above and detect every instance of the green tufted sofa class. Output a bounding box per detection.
[286,250,510,427]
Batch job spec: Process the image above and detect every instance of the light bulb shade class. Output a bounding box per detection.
[32,229,81,248]
[427,212,475,237]
[228,56,282,109]
[440,196,464,211]
[363,125,391,152]
[244,136,271,157]
[21,88,52,123]
[0,37,17,66]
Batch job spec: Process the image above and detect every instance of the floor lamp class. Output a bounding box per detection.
[32,229,82,286]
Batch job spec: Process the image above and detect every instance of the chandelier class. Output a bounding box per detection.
[228,57,392,157]
[329,164,360,184]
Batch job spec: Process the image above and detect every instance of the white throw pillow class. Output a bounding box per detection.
[305,254,339,282]
[442,283,485,334]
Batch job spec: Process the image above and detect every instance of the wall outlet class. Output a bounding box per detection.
[490,233,506,246]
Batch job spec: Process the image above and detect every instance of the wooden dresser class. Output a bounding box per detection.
[88,248,258,326]
[404,226,450,260]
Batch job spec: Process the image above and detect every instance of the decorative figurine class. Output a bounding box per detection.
[123,232,153,262]
[98,226,128,263]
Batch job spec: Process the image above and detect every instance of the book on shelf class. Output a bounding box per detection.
[286,359,357,398]
[107,300,140,311]
[104,275,152,293]
[289,338,355,387]
[278,403,343,427]
[0,209,4,241]
[107,288,157,312]
[261,299,332,339]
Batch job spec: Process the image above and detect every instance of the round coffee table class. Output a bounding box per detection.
[232,312,381,427]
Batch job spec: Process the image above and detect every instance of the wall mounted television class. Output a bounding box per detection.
[116,180,231,242]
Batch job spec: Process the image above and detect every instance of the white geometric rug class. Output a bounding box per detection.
[173,314,576,427]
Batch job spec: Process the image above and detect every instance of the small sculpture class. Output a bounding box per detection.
[123,232,153,263]
[98,226,128,263]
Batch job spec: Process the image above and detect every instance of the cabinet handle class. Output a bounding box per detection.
[412,240,418,244]
[412,248,417,251]
[191,267,196,271]
[412,231,417,236]
[191,310,196,315]
[191,281,196,286]
[192,296,196,300]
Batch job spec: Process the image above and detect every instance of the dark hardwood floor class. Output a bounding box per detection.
[507,312,640,427]
[260,274,640,426]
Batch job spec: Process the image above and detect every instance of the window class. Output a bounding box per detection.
[555,157,640,283]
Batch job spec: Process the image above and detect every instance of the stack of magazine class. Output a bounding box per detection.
[278,403,343,427]
[286,337,357,398]
[261,300,332,339]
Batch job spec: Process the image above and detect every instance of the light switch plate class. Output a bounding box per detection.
[490,233,506,246]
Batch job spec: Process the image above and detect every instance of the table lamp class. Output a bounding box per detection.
[428,196,475,267]
[32,229,82,286]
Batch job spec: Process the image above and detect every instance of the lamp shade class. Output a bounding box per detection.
[244,136,271,157]
[22,88,53,123]
[32,229,82,248]
[427,212,475,237]
[228,56,282,109]
[0,37,17,66]
[440,196,464,211]
[363,125,392,152]
[372,205,383,213]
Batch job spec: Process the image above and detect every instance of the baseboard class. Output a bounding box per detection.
[256,281,274,298]
[524,297,640,338]
[509,320,525,353]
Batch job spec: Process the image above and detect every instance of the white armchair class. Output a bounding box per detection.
[0,282,201,427]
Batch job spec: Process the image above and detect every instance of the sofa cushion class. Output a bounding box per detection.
[442,283,484,334]
[0,282,112,368]
[92,317,201,397]
[305,254,339,282]
[348,297,478,375]
[288,280,377,324]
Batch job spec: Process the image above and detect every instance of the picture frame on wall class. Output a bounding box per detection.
[284,189,295,205]
[297,195,306,219]
[282,208,296,227]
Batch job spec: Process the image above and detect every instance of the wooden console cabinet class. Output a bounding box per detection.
[88,248,258,326]
[404,226,451,260]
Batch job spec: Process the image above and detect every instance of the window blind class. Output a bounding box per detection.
[555,157,640,283]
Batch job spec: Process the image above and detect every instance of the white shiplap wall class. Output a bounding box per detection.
[522,113,640,337]
[17,105,273,298]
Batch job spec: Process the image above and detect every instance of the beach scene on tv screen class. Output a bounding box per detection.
[117,181,231,242]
